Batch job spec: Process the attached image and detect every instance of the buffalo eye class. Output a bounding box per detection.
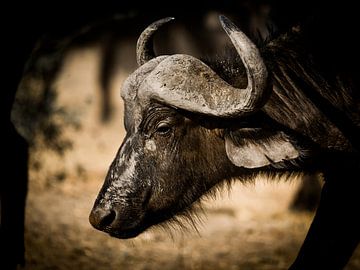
[155,122,172,136]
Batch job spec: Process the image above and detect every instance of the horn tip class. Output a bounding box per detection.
[161,17,175,23]
[218,15,236,32]
[218,15,227,21]
[137,17,175,66]
[218,15,229,25]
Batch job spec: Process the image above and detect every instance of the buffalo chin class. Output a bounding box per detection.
[106,215,162,239]
[109,228,143,239]
[108,208,186,239]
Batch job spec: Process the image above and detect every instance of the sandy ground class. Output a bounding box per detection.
[24,177,360,270]
[20,47,360,270]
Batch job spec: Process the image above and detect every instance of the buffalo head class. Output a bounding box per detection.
[89,16,300,238]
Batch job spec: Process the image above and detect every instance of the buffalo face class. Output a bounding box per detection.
[89,103,233,238]
[89,16,300,238]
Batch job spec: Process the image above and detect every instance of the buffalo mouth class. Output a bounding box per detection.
[105,208,182,239]
[90,213,149,239]
[108,224,147,239]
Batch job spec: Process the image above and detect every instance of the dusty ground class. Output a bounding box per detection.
[24,177,360,270]
[20,47,360,270]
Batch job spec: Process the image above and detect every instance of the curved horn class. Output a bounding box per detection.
[136,17,175,66]
[137,16,269,117]
[218,15,268,113]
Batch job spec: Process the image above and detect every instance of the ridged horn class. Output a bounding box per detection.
[135,15,269,117]
[217,15,268,113]
[136,17,175,66]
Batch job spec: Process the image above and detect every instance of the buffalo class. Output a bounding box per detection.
[89,15,360,269]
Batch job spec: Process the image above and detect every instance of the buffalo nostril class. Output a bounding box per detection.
[89,207,116,230]
[99,210,116,228]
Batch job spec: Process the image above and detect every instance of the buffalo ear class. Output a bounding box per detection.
[225,130,299,168]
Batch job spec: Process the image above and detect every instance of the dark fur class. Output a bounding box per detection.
[204,29,360,154]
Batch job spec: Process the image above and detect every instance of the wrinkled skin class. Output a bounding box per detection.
[90,104,239,238]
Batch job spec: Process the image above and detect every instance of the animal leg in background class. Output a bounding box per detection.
[289,164,360,269]
[290,174,321,212]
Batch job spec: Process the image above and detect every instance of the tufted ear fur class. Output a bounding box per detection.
[225,128,299,168]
